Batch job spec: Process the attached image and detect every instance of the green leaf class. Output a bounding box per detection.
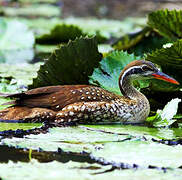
[0,18,34,50]
[148,9,182,40]
[89,51,141,95]
[146,39,182,89]
[36,24,86,44]
[146,98,181,127]
[29,36,102,89]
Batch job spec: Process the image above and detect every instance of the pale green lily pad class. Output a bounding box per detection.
[35,44,59,53]
[1,126,130,153]
[1,159,182,180]
[0,160,112,180]
[0,18,35,63]
[83,124,181,140]
[2,125,182,169]
[98,44,114,54]
[63,17,145,39]
[1,4,61,18]
[0,18,34,50]
[0,63,42,88]
[92,140,182,168]
[0,49,34,64]
[18,17,145,39]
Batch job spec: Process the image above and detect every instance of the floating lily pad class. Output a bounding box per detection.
[0,18,35,63]
[2,125,182,169]
[1,4,61,18]
[0,159,182,180]
[36,24,86,44]
[21,17,145,41]
[1,126,130,153]
[83,124,180,140]
[0,160,112,180]
[0,49,34,64]
[0,63,41,88]
[63,17,144,39]
[92,140,182,168]
[0,18,34,50]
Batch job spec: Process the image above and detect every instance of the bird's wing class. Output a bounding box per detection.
[0,85,120,111]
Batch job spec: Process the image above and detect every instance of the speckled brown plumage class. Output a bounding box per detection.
[0,60,179,124]
[0,85,141,123]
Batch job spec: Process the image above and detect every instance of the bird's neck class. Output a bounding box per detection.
[119,76,144,100]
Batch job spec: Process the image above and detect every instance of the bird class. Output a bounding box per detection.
[0,60,179,124]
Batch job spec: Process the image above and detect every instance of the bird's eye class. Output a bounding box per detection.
[141,66,153,72]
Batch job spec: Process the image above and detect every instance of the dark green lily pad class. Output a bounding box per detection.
[29,36,102,89]
[36,24,86,44]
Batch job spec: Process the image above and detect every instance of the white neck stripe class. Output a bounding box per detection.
[120,65,142,86]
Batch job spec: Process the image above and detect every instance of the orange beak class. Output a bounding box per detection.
[152,71,179,85]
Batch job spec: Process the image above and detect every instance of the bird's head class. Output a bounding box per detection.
[119,60,179,85]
